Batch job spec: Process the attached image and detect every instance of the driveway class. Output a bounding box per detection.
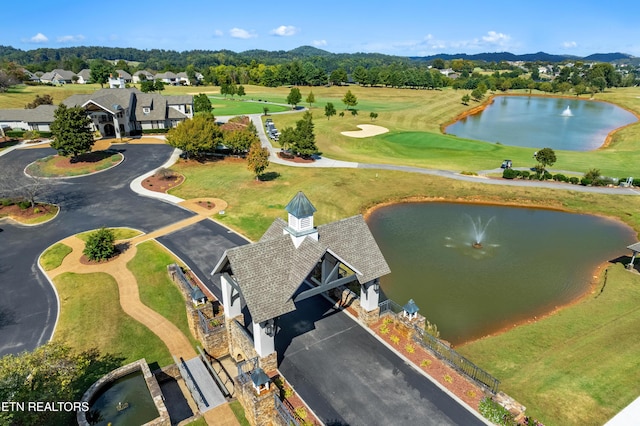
[0,144,194,356]
[157,219,248,300]
[276,296,486,425]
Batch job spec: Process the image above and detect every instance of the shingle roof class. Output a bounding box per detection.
[0,105,56,123]
[214,214,390,324]
[166,95,194,106]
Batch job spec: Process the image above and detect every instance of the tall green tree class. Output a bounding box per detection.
[306,90,315,108]
[289,111,319,157]
[166,114,223,158]
[193,93,213,114]
[342,90,358,110]
[535,147,557,171]
[237,85,246,97]
[89,59,115,88]
[50,104,95,161]
[324,102,336,120]
[286,87,302,108]
[223,129,258,154]
[246,141,270,180]
[352,66,368,85]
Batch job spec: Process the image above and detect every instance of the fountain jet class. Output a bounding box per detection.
[561,105,573,117]
[467,215,495,249]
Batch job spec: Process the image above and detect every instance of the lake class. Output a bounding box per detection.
[445,96,637,151]
[367,202,634,345]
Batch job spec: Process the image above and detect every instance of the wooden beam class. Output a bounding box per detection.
[294,274,358,302]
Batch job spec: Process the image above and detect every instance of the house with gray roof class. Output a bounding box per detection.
[155,71,178,85]
[0,105,57,132]
[212,192,391,365]
[132,70,155,83]
[39,69,76,84]
[62,87,193,138]
[76,69,92,84]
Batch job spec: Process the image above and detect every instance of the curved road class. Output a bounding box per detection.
[0,144,194,356]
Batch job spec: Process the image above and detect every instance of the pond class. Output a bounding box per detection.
[367,202,634,345]
[445,96,637,151]
[88,371,159,426]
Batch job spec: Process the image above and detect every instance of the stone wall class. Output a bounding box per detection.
[236,381,276,426]
[77,359,170,426]
[228,318,258,363]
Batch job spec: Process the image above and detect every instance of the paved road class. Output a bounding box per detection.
[277,295,486,426]
[0,145,194,356]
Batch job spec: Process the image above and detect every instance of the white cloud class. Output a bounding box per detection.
[482,31,510,44]
[57,34,85,43]
[229,28,256,39]
[270,25,299,37]
[213,29,224,37]
[29,33,48,43]
[313,39,327,47]
[562,41,578,49]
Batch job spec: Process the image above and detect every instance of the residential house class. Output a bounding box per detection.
[115,70,133,83]
[154,71,178,85]
[132,70,155,84]
[0,105,57,132]
[76,69,92,84]
[62,87,193,138]
[40,69,76,85]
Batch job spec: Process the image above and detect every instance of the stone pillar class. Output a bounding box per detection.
[360,278,380,312]
[252,320,275,358]
[221,273,242,320]
[237,380,275,426]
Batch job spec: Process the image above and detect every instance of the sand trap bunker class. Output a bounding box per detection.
[341,124,389,138]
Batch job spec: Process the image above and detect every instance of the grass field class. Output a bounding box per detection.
[127,241,199,350]
[76,227,142,242]
[53,271,173,367]
[208,96,290,116]
[26,152,123,177]
[458,263,640,426]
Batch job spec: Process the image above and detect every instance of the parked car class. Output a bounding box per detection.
[501,160,513,169]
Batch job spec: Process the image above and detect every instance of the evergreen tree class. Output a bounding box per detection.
[83,227,116,261]
[286,87,302,108]
[193,93,213,113]
[342,90,358,110]
[324,102,336,120]
[50,104,95,161]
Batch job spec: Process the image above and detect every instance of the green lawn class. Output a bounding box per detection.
[458,263,640,426]
[53,272,173,367]
[26,152,123,177]
[76,227,142,242]
[208,97,290,115]
[127,241,199,350]
[40,242,72,271]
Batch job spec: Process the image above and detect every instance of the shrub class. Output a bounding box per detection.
[383,316,394,325]
[569,177,580,184]
[502,168,518,179]
[542,171,552,180]
[17,200,31,210]
[581,177,592,186]
[142,128,170,134]
[379,324,389,335]
[479,397,517,426]
[520,170,530,179]
[83,227,116,261]
[390,335,400,345]
[553,173,568,182]
[0,198,14,206]
[634,178,640,187]
[420,359,432,368]
[294,407,307,419]
[443,374,453,384]
[466,390,477,398]
[426,320,440,338]
[405,344,415,353]
[156,167,175,180]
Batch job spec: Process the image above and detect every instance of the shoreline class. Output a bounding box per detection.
[363,196,637,347]
[440,92,640,150]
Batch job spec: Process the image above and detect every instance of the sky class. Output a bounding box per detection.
[2,0,639,58]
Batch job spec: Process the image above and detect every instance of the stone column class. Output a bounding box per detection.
[360,278,380,312]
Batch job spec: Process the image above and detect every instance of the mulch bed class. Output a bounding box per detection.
[53,151,116,168]
[370,318,485,411]
[141,173,185,193]
[277,152,315,163]
[196,200,216,210]
[0,203,55,222]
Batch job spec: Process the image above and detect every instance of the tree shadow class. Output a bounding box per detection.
[259,171,280,182]
[0,306,17,330]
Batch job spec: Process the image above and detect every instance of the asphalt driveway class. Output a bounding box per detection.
[276,296,485,426]
[0,144,194,356]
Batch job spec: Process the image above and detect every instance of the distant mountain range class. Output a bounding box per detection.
[408,51,635,63]
[0,44,636,69]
